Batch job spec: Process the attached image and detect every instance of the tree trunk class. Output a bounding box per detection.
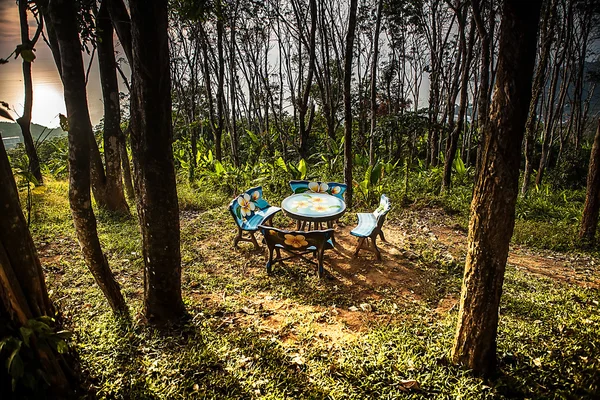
[119,132,135,199]
[44,0,128,316]
[442,11,476,191]
[215,3,225,162]
[298,0,318,160]
[97,0,129,214]
[344,0,358,208]
[451,0,542,377]
[106,0,133,65]
[229,2,240,167]
[579,118,600,246]
[16,0,43,186]
[368,0,384,166]
[521,0,555,196]
[129,0,186,325]
[0,136,73,397]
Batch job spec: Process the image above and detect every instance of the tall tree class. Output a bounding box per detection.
[129,0,187,325]
[451,0,542,377]
[369,0,384,166]
[442,3,475,191]
[41,0,128,315]
[344,0,359,208]
[521,0,556,195]
[0,111,73,397]
[96,0,129,214]
[15,0,44,185]
[297,0,318,160]
[579,118,600,245]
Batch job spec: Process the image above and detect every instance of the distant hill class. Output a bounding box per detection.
[0,122,66,149]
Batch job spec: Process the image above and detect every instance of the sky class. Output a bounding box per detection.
[0,0,105,127]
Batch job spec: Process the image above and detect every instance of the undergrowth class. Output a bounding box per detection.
[22,181,600,399]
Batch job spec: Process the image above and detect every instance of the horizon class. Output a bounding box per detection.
[0,0,117,128]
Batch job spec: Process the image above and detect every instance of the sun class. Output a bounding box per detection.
[31,83,65,127]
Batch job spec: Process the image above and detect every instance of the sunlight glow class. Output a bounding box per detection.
[31,83,65,128]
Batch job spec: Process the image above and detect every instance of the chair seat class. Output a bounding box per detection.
[275,238,334,251]
[351,213,378,238]
[242,206,281,231]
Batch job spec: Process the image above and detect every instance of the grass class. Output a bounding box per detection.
[21,180,600,399]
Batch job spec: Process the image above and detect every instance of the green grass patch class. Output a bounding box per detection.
[22,181,600,399]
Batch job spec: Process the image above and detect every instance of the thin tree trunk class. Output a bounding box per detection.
[369,0,384,166]
[215,3,225,162]
[43,0,128,316]
[119,131,135,199]
[521,0,555,196]
[442,11,475,191]
[0,136,73,397]
[129,0,187,325]
[344,0,358,208]
[298,0,318,160]
[229,2,240,167]
[16,0,43,185]
[579,118,600,246]
[97,0,129,214]
[451,0,542,377]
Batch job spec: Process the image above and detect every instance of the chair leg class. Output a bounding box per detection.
[353,237,365,258]
[317,248,325,278]
[266,246,274,273]
[250,232,260,250]
[276,248,283,266]
[371,235,382,261]
[233,228,242,248]
[379,229,387,242]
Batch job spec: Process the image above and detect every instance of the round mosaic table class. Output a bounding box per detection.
[281,192,346,229]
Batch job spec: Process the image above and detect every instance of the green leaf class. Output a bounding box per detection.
[276,157,288,172]
[214,161,225,176]
[59,114,69,131]
[20,49,36,62]
[7,343,24,379]
[246,129,260,145]
[297,159,307,179]
[294,187,309,194]
[235,207,242,220]
[19,327,34,347]
[56,340,68,354]
[371,162,383,186]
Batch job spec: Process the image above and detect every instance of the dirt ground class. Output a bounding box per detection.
[39,207,600,347]
[182,208,600,347]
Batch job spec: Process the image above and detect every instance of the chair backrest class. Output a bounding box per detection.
[373,194,391,229]
[259,225,334,252]
[289,180,347,200]
[229,186,270,226]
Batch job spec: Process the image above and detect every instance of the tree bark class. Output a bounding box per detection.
[97,0,129,214]
[521,0,556,196]
[129,0,187,325]
[451,0,542,377]
[106,0,133,65]
[579,118,600,246]
[344,0,358,208]
[15,0,44,186]
[0,134,74,397]
[368,0,384,166]
[442,10,475,191]
[44,0,128,316]
[298,0,318,160]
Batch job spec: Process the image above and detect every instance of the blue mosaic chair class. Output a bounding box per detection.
[229,186,281,250]
[289,180,347,200]
[258,225,334,278]
[350,194,391,260]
